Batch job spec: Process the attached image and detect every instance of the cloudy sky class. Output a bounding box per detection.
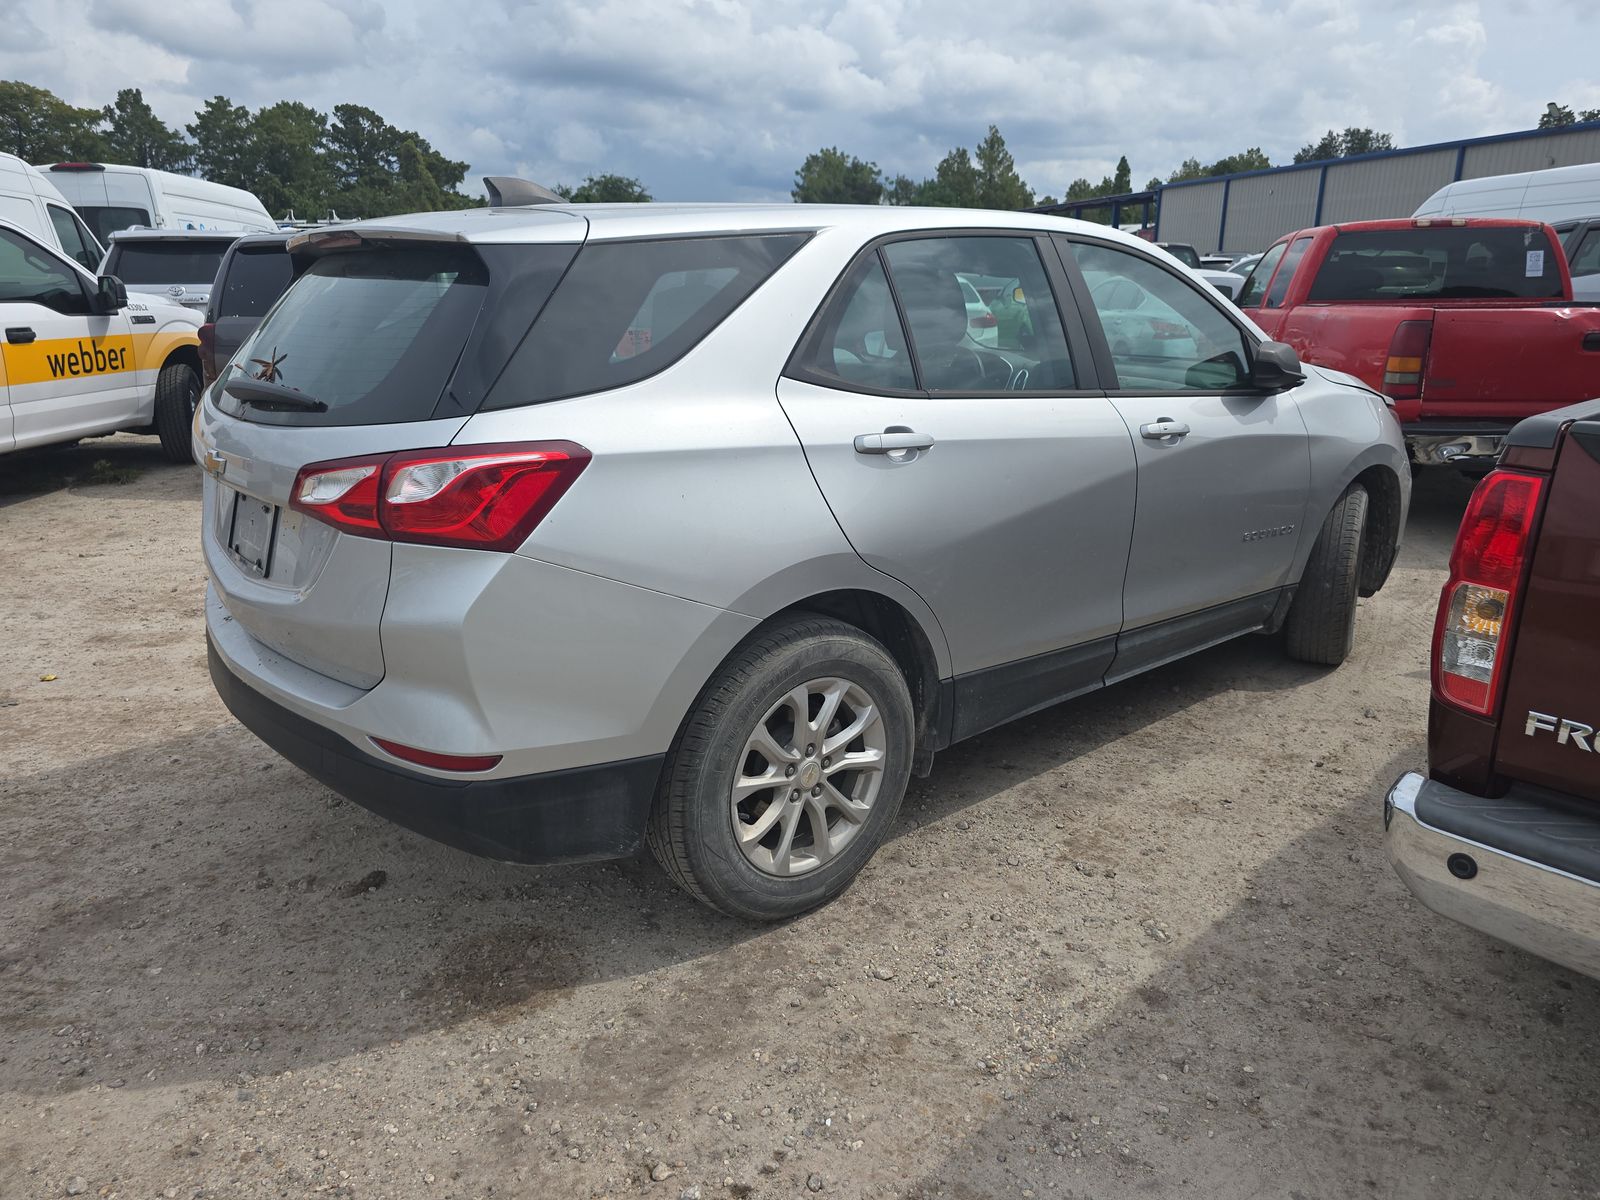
[4,0,1596,202]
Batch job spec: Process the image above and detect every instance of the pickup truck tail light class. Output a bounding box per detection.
[1432,470,1544,715]
[290,441,591,553]
[1383,319,1432,400]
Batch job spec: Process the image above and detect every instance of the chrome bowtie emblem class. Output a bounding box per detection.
[201,449,227,478]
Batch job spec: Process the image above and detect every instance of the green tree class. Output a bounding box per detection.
[1293,127,1393,163]
[882,173,922,206]
[1110,155,1132,194]
[974,125,1032,209]
[1539,102,1600,128]
[792,147,882,204]
[917,146,981,207]
[249,101,333,219]
[555,173,652,202]
[102,88,190,170]
[186,96,254,189]
[0,80,103,161]
[1167,147,1271,181]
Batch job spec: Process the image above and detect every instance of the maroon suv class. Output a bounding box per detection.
[1386,398,1600,979]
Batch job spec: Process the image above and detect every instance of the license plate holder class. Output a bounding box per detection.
[227,491,278,579]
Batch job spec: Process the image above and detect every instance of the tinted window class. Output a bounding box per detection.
[106,240,233,286]
[1069,241,1251,391]
[485,233,807,409]
[1265,236,1312,308]
[217,245,293,318]
[1569,229,1600,276]
[1236,242,1286,308]
[881,236,1076,391]
[79,205,151,245]
[48,204,99,270]
[1307,226,1564,301]
[0,227,89,315]
[789,253,916,391]
[221,245,488,426]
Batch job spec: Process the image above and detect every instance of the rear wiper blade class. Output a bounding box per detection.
[223,376,328,413]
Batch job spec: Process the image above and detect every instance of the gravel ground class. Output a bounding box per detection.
[2,434,1597,1200]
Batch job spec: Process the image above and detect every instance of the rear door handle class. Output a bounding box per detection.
[1140,419,1191,440]
[5,326,36,344]
[854,430,935,454]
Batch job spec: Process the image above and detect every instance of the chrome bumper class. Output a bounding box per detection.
[1384,773,1600,979]
[1407,433,1504,466]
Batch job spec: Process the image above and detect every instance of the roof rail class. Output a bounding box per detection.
[483,176,564,207]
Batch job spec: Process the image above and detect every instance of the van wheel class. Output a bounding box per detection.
[647,616,914,921]
[154,362,201,464]
[1284,483,1368,666]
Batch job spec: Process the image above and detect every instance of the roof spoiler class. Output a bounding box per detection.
[483,176,564,207]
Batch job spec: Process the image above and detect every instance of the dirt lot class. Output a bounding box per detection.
[2,435,1597,1200]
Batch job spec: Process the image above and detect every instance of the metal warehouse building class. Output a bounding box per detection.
[1047,119,1600,256]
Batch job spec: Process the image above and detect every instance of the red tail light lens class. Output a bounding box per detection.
[1383,319,1432,400]
[197,322,217,385]
[371,737,502,773]
[290,441,590,553]
[968,311,997,329]
[1150,319,1189,340]
[1432,470,1544,715]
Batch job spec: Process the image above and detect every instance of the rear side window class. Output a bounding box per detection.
[216,246,293,318]
[107,240,233,286]
[1235,241,1286,308]
[220,245,488,427]
[1264,236,1312,308]
[79,206,150,245]
[484,233,808,409]
[1570,229,1600,276]
[1307,226,1564,301]
[789,254,917,392]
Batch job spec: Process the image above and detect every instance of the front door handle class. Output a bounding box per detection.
[854,430,935,455]
[5,326,36,345]
[1140,419,1190,440]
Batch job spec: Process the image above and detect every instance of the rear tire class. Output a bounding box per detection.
[1284,484,1368,666]
[154,361,200,464]
[647,616,914,921]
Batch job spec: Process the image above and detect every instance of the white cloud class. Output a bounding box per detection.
[0,0,1582,201]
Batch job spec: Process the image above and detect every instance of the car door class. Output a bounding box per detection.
[0,225,137,450]
[777,231,1137,741]
[1054,235,1309,681]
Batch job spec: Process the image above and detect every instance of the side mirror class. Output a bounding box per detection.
[1251,340,1305,390]
[92,274,127,315]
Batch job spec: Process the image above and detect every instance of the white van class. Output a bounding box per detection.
[1413,161,1600,225]
[0,152,105,271]
[37,163,277,243]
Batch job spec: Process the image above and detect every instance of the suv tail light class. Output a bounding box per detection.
[968,311,997,329]
[290,441,591,553]
[1432,470,1545,715]
[1383,319,1432,400]
[197,322,217,385]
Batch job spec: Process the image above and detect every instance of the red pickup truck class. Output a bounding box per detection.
[1385,398,1600,979]
[1238,218,1600,467]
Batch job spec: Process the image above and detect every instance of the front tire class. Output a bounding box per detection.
[154,361,201,464]
[1284,483,1368,666]
[647,616,914,921]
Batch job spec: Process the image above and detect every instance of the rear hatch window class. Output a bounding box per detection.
[215,245,293,318]
[108,240,233,285]
[1308,226,1564,301]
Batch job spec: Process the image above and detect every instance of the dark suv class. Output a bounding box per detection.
[199,232,295,384]
[1386,398,1600,979]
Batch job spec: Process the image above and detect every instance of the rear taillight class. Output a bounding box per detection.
[1150,319,1189,340]
[1383,319,1432,400]
[197,322,217,385]
[968,311,997,329]
[1432,470,1545,715]
[289,441,590,553]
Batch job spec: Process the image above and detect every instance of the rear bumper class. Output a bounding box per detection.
[210,638,662,864]
[1400,423,1510,466]
[1383,772,1600,980]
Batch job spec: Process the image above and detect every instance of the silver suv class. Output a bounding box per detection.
[196,202,1410,920]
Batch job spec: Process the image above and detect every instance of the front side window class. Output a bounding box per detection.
[0,227,90,315]
[48,204,100,271]
[1236,241,1286,308]
[881,236,1076,392]
[1265,236,1313,308]
[788,253,916,391]
[486,233,809,408]
[1068,240,1251,391]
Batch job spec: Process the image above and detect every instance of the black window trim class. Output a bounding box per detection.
[1049,232,1270,399]
[783,226,1107,399]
